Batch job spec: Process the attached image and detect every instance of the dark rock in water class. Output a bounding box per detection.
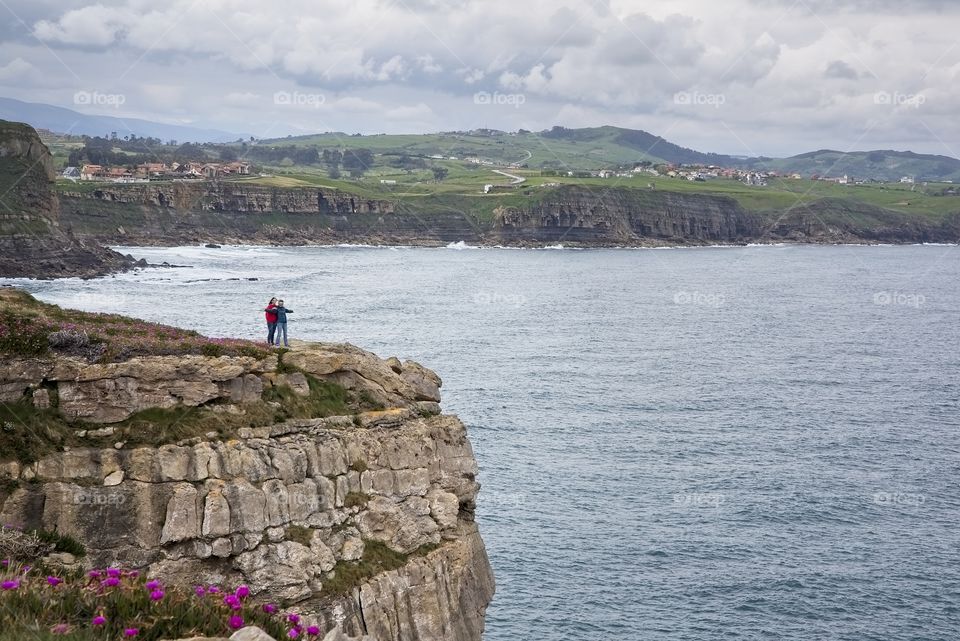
[247,277,259,281]
[205,243,221,248]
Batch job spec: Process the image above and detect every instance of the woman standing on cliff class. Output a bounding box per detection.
[265,297,278,344]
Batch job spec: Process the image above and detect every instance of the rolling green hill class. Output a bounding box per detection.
[261,126,960,181]
[743,149,960,182]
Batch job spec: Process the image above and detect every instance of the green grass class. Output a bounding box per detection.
[0,371,357,465]
[342,492,370,509]
[321,540,439,596]
[285,525,313,547]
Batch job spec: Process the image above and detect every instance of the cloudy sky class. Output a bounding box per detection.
[0,0,957,156]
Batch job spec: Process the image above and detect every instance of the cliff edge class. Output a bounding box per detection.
[0,121,133,278]
[0,289,494,641]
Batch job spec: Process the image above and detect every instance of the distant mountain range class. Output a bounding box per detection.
[5,97,958,181]
[0,97,242,143]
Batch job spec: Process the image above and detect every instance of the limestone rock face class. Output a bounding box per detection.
[1,415,490,641]
[0,341,489,641]
[283,344,441,409]
[0,343,439,425]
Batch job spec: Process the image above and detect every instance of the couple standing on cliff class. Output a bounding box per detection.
[264,297,294,347]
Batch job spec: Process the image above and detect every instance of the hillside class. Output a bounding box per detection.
[259,125,960,181]
[745,149,960,182]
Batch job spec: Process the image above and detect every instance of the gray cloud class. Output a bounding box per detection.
[0,0,954,156]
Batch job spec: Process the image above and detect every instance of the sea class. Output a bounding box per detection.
[10,243,960,641]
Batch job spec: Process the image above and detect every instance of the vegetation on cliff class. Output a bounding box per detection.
[0,289,270,362]
[0,290,373,465]
[0,544,317,640]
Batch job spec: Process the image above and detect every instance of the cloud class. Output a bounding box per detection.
[0,57,33,82]
[0,0,954,155]
[825,60,860,80]
[33,4,130,47]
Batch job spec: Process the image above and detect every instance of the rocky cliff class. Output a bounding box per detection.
[0,121,133,278]
[0,292,494,641]
[492,186,960,245]
[58,180,960,248]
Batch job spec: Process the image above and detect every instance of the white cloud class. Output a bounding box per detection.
[2,0,956,155]
[0,57,34,82]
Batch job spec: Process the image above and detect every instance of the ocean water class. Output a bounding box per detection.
[11,244,960,641]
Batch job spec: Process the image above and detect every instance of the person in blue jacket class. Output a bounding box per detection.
[274,299,294,347]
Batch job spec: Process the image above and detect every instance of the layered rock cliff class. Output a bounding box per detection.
[492,186,960,245]
[58,179,960,247]
[0,121,133,278]
[0,292,494,641]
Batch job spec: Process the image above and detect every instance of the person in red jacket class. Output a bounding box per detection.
[264,297,279,344]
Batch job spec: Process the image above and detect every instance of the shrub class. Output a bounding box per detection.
[0,310,51,356]
[0,566,315,641]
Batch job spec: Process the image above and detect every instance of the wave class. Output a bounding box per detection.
[445,241,482,250]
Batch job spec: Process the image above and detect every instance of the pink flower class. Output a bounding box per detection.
[223,594,241,610]
[47,576,63,586]
[88,570,101,579]
[124,628,139,637]
[262,603,277,614]
[288,614,300,624]
[150,589,165,601]
[0,560,8,568]
[288,630,300,639]
[106,568,121,578]
[207,585,220,594]
[92,616,107,626]
[229,615,244,630]
[101,577,120,587]
[50,623,71,635]
[2,579,19,590]
[145,580,160,590]
[235,584,250,599]
[307,626,321,636]
[194,585,206,597]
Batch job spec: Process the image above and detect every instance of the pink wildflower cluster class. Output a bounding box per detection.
[0,561,324,638]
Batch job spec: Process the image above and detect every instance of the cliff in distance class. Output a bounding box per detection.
[0,289,494,641]
[58,181,960,248]
[0,120,133,278]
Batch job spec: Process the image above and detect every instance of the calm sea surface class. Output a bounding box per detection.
[12,244,960,641]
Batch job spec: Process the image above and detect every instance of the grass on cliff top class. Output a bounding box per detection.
[0,288,272,362]
[0,371,354,466]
